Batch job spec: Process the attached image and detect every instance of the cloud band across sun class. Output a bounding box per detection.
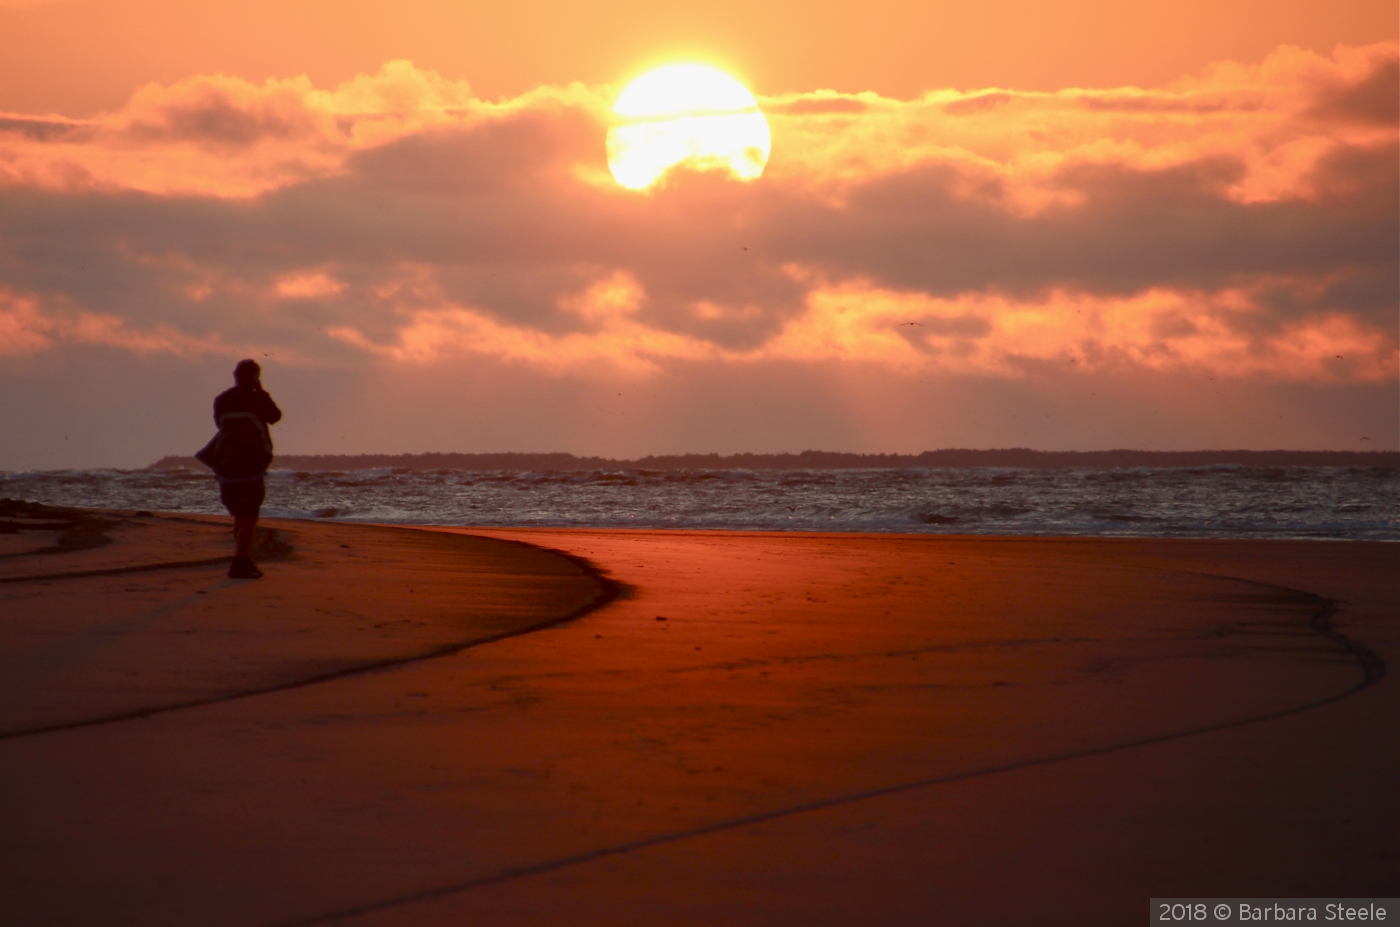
[0,43,1395,390]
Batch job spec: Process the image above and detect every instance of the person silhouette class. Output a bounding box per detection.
[210,359,282,578]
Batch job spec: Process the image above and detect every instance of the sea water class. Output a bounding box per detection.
[2,465,1397,540]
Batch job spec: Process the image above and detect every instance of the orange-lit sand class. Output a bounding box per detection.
[0,514,610,737]
[0,519,1394,926]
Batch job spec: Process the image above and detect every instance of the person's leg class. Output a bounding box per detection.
[223,479,266,578]
[228,512,262,578]
[233,514,256,559]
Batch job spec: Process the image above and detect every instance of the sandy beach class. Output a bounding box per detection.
[0,510,1394,925]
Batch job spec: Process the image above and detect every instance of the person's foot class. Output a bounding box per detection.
[228,557,263,579]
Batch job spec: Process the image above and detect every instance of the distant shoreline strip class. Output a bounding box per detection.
[150,448,1400,472]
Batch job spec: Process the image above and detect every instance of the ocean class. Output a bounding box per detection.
[3,465,1397,541]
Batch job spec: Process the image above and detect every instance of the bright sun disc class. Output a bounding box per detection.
[606,64,771,190]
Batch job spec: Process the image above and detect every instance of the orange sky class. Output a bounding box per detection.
[0,0,1396,467]
[0,0,1393,115]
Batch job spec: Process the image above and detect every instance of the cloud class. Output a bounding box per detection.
[0,42,1394,393]
[770,282,1396,383]
[0,286,228,356]
[0,60,586,196]
[275,270,347,300]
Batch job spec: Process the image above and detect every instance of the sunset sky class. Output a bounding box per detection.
[2,0,1396,469]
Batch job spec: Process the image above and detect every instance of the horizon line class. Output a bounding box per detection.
[145,448,1400,473]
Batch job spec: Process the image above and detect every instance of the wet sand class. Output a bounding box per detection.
[0,516,1394,926]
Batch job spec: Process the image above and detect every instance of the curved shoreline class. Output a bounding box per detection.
[0,516,619,740]
[2,523,1394,927]
[271,566,1389,927]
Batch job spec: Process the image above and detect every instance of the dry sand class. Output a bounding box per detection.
[0,515,1394,926]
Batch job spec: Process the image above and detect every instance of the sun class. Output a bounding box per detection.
[606,64,771,191]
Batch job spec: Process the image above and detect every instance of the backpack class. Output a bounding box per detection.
[195,412,274,480]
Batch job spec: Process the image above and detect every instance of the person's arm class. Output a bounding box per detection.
[257,390,282,425]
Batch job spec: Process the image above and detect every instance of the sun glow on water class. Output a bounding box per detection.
[606,64,771,190]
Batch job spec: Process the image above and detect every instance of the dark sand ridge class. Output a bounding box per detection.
[0,518,1394,926]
